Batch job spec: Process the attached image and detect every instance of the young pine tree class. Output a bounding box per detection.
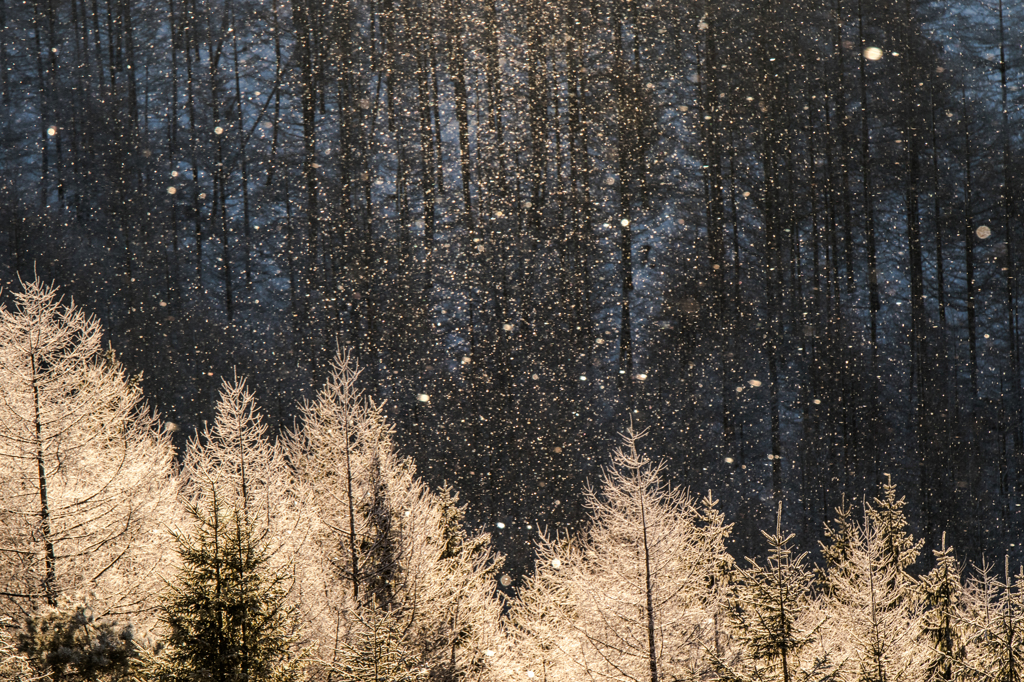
[152,376,304,682]
[919,534,965,681]
[17,601,139,681]
[726,504,834,682]
[0,278,176,627]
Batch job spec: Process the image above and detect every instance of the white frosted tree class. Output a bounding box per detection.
[507,428,733,682]
[0,278,177,628]
[918,534,965,682]
[502,534,587,682]
[292,351,504,681]
[818,483,928,682]
[958,557,1024,682]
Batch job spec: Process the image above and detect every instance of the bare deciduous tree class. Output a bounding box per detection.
[0,278,177,630]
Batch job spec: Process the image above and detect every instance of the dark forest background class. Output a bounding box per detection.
[0,0,1021,576]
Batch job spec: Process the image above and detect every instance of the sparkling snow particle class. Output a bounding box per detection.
[748,379,762,387]
[484,650,495,657]
[579,375,587,381]
[725,457,734,464]
[416,393,430,403]
[462,356,471,364]
[621,218,630,227]
[527,672,535,679]
[503,323,514,331]
[531,373,539,380]
[500,574,512,586]
[497,522,505,529]
[551,559,561,569]
[637,373,647,381]
[47,127,56,136]
[864,46,883,61]
[214,126,224,135]
[605,176,616,185]
[813,398,821,404]
[167,186,177,195]
[554,446,562,453]
[977,225,992,239]
[171,170,179,177]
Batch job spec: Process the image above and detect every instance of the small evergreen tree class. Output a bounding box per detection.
[960,557,1024,682]
[919,534,964,681]
[868,476,924,579]
[818,486,928,682]
[331,607,426,682]
[727,505,825,682]
[154,483,300,682]
[17,601,139,681]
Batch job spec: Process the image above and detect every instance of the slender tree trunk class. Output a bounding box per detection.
[31,353,57,607]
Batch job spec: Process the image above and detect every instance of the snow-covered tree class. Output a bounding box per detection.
[0,278,176,627]
[17,600,140,681]
[725,505,834,682]
[331,607,425,682]
[164,374,307,667]
[958,557,1024,682]
[918,534,965,681]
[818,483,928,682]
[293,351,504,680]
[502,533,593,682]
[507,428,733,682]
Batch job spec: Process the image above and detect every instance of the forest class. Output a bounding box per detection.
[2,280,1024,682]
[0,0,1023,629]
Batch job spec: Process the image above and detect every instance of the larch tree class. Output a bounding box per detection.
[0,278,176,629]
[508,428,733,682]
[293,351,504,681]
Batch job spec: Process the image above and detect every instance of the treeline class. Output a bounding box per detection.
[0,0,1022,569]
[2,280,1024,682]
